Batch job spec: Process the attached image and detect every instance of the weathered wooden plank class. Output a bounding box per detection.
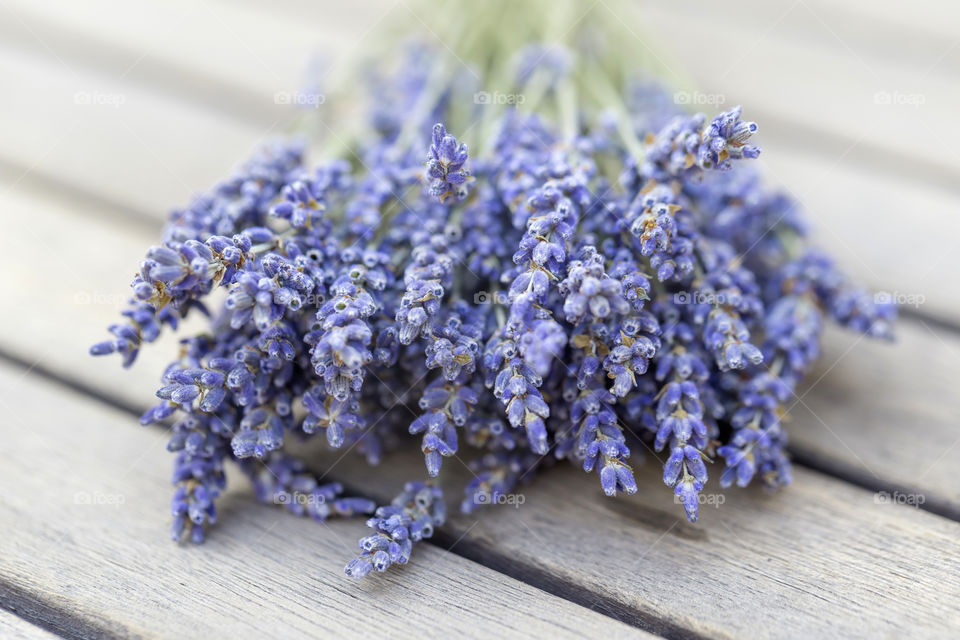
[0,0,375,126]
[758,149,960,327]
[231,0,960,72]
[6,333,956,638]
[321,448,960,639]
[0,610,60,640]
[0,360,647,640]
[655,0,960,73]
[7,0,958,204]
[5,354,956,640]
[789,320,960,518]
[0,44,263,223]
[4,142,959,521]
[0,181,176,412]
[219,0,960,186]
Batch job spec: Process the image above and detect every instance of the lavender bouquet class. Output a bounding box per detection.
[91,1,895,578]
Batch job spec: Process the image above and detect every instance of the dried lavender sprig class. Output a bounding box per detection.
[344,482,445,578]
[426,123,473,203]
[242,450,377,522]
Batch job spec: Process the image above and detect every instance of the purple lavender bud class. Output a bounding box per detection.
[426,123,472,203]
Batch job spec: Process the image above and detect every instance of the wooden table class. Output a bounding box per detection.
[0,1,958,638]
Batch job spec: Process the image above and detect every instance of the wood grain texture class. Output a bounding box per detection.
[0,360,646,640]
[1,2,959,636]
[316,445,960,639]
[0,179,178,413]
[0,0,382,122]
[0,610,60,640]
[789,321,960,518]
[0,43,264,224]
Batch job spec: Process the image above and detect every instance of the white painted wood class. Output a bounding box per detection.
[0,360,646,640]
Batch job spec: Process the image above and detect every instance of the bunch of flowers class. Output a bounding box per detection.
[91,10,894,578]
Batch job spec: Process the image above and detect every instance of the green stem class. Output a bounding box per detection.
[586,70,645,162]
[557,76,578,142]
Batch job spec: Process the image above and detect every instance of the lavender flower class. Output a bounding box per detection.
[426,123,472,203]
[90,38,895,578]
[344,482,445,578]
[559,247,630,325]
[243,451,377,521]
[642,105,760,179]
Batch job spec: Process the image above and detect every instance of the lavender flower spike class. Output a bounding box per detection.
[426,123,472,203]
[345,482,445,578]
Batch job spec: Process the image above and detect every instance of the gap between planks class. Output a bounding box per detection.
[0,11,956,636]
